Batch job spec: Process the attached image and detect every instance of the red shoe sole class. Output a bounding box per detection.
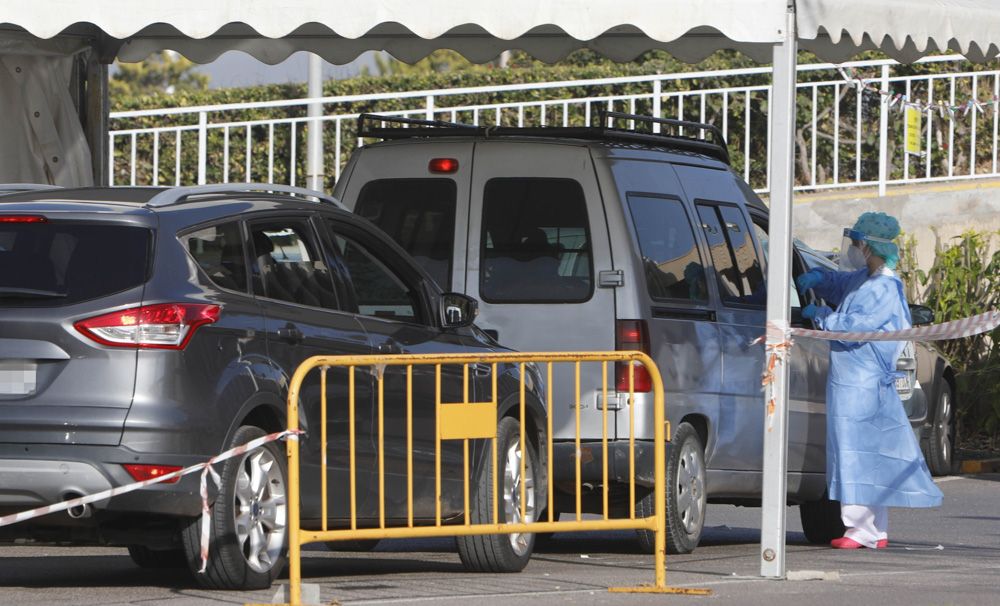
[831,537,889,549]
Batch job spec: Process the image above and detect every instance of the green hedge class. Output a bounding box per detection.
[110,52,1000,192]
[108,53,772,189]
[899,231,1000,441]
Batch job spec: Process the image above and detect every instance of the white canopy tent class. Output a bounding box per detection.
[2,0,998,578]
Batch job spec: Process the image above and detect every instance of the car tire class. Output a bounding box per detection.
[926,381,958,476]
[799,492,845,544]
[636,422,706,555]
[457,416,538,573]
[127,545,188,569]
[181,425,288,590]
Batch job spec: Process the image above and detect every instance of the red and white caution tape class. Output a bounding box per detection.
[757,320,794,432]
[0,429,302,574]
[755,310,998,423]
[789,309,1000,342]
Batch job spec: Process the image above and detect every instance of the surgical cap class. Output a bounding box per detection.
[852,211,901,269]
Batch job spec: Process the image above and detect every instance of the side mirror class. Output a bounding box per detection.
[440,292,479,329]
[909,304,934,327]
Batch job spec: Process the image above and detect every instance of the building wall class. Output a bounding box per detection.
[790,179,1000,275]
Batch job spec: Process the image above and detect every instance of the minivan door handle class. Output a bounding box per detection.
[276,326,304,343]
[651,306,716,322]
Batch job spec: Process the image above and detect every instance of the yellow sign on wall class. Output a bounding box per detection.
[905,106,922,155]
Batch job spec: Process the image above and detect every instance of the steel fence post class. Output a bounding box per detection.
[878,64,890,196]
[197,111,207,185]
[652,79,662,133]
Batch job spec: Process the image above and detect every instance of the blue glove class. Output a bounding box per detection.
[796,270,823,292]
[802,303,832,321]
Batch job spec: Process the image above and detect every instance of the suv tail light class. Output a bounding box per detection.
[75,303,221,350]
[122,464,183,484]
[616,320,652,393]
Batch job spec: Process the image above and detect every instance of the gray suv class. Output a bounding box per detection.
[334,112,931,554]
[0,184,547,589]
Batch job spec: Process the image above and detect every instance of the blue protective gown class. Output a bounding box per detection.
[810,267,943,508]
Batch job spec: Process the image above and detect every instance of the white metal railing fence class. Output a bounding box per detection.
[108,55,1000,196]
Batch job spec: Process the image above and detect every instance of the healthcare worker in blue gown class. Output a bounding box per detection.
[796,212,942,549]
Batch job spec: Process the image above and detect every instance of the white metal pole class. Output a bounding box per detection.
[760,2,797,579]
[878,64,890,196]
[306,54,325,192]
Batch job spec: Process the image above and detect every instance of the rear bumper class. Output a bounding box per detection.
[0,444,209,524]
[552,440,658,489]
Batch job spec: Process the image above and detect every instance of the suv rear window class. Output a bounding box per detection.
[355,179,456,290]
[627,194,708,302]
[0,221,151,307]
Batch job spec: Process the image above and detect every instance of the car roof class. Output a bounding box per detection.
[0,186,349,222]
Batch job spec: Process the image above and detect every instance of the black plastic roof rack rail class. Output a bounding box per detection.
[357,110,730,165]
[144,183,345,209]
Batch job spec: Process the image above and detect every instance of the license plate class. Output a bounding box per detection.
[894,375,911,393]
[0,361,37,395]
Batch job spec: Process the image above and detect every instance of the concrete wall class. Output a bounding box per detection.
[790,179,1000,273]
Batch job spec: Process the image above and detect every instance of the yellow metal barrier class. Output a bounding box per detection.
[281,351,710,605]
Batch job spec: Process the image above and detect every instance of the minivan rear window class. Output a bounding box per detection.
[480,178,593,303]
[355,179,456,290]
[626,194,708,303]
[0,222,151,307]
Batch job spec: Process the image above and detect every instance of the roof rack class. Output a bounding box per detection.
[357,111,730,164]
[0,183,62,195]
[145,183,345,209]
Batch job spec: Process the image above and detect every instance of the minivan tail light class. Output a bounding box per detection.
[428,158,459,173]
[122,464,183,484]
[0,215,47,223]
[616,319,652,393]
[74,303,221,350]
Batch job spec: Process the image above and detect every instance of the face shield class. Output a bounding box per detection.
[838,228,892,271]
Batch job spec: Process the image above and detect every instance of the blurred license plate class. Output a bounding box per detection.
[894,375,911,392]
[0,361,37,395]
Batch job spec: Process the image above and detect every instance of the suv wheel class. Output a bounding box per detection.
[799,492,845,544]
[127,545,188,569]
[182,425,288,589]
[457,416,538,572]
[636,422,706,554]
[926,382,957,476]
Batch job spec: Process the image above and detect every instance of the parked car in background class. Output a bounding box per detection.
[0,184,547,589]
[795,242,958,476]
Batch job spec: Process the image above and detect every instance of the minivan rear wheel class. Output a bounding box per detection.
[457,416,538,573]
[181,425,288,589]
[636,422,706,554]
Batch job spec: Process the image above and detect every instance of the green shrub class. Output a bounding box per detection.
[899,230,1000,441]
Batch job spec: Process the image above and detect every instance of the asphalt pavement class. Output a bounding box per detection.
[0,473,997,606]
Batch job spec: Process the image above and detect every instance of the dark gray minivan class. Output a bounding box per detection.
[333,113,887,553]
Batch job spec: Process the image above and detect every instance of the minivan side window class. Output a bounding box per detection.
[181,222,248,293]
[480,178,593,303]
[626,193,708,303]
[354,178,456,290]
[327,231,419,323]
[751,219,801,308]
[695,203,765,306]
[249,220,339,309]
